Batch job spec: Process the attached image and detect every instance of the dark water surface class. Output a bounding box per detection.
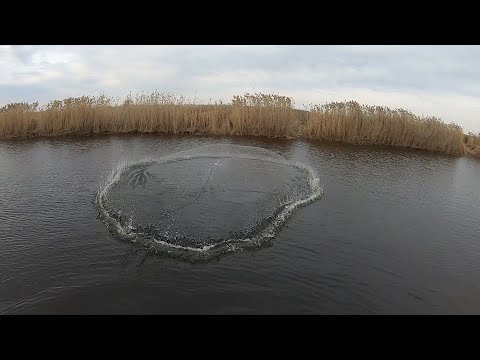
[1,134,479,314]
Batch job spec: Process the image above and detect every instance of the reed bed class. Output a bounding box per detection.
[303,101,465,155]
[0,92,469,156]
[464,132,480,159]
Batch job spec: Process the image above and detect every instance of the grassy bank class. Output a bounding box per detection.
[0,92,471,157]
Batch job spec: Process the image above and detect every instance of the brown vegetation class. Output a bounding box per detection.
[464,132,480,159]
[0,92,470,156]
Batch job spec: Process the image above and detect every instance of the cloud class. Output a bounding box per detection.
[0,45,479,132]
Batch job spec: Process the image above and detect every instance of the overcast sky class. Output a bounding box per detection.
[1,45,479,133]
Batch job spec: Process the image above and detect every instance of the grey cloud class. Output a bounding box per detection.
[10,45,38,64]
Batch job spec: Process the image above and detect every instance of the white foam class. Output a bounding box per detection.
[96,144,324,256]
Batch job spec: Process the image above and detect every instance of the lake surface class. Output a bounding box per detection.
[1,134,479,314]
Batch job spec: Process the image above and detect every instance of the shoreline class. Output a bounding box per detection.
[1,130,477,161]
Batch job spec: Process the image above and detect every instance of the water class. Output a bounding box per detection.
[1,134,479,314]
[98,144,322,261]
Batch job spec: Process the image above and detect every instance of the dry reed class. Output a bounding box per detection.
[0,92,469,156]
[464,132,480,159]
[303,101,465,155]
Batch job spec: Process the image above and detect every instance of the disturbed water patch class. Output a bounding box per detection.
[96,144,323,261]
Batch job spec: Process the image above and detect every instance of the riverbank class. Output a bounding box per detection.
[0,92,472,157]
